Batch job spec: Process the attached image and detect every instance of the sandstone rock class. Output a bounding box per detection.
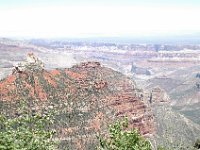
[149,86,170,104]
[0,61,155,149]
[12,52,44,74]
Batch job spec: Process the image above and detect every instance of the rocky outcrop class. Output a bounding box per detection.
[131,64,151,75]
[73,61,101,69]
[149,87,170,104]
[0,55,155,149]
[12,52,44,74]
[109,95,155,136]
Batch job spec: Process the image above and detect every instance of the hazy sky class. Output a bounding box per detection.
[0,0,200,38]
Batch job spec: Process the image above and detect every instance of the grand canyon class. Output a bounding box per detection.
[0,38,200,149]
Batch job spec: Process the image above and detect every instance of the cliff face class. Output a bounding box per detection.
[150,87,170,104]
[0,54,155,149]
[143,86,200,149]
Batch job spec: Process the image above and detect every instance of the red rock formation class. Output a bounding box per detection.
[0,59,155,149]
[0,75,17,101]
[74,61,101,69]
[94,80,108,90]
[107,95,155,135]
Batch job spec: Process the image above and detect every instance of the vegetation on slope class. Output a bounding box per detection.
[97,117,152,150]
[0,99,199,150]
[0,100,57,150]
[0,60,155,149]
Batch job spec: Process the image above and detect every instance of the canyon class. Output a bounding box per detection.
[0,38,200,149]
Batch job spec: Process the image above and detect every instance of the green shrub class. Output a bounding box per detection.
[0,100,57,150]
[97,117,152,150]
